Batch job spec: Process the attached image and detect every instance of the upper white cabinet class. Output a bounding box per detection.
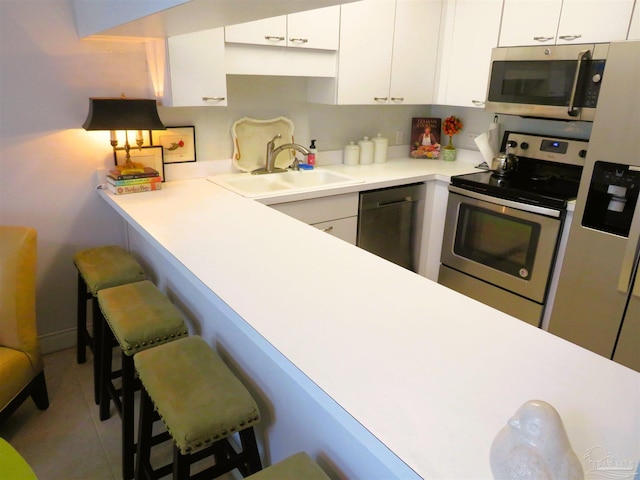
[308,0,442,105]
[499,0,636,46]
[224,6,340,50]
[435,0,502,108]
[155,28,228,107]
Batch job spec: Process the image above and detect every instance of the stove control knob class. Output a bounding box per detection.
[520,142,529,150]
[579,149,587,158]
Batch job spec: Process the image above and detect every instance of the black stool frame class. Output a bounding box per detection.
[136,386,262,480]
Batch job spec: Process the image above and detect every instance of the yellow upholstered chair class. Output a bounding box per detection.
[0,226,49,424]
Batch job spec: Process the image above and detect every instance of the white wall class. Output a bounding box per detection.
[0,0,593,352]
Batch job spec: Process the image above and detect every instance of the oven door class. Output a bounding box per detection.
[441,188,562,303]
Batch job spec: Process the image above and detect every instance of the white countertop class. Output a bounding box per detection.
[99,156,640,479]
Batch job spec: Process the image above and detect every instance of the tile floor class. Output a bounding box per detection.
[0,348,239,480]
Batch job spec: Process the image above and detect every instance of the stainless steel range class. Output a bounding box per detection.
[438,132,588,327]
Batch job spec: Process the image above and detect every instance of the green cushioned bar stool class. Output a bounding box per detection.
[246,452,330,480]
[73,245,146,404]
[134,335,262,480]
[97,280,188,480]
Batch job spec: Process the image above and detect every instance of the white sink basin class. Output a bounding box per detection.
[208,169,364,198]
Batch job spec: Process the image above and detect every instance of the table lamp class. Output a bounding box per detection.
[83,97,165,173]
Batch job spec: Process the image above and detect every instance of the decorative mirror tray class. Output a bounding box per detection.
[231,116,295,172]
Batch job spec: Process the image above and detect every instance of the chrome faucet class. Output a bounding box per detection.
[252,134,310,174]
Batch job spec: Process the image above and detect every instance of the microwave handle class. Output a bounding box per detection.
[567,49,591,117]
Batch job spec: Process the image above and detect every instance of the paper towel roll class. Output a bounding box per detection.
[474,132,496,165]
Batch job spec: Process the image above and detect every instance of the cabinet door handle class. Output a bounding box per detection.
[202,97,226,102]
[472,100,485,106]
[559,34,582,41]
[390,97,404,102]
[322,226,334,233]
[533,36,555,42]
[289,38,308,44]
[265,35,285,41]
[374,97,388,102]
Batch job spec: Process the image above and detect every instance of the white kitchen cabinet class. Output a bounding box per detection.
[435,0,502,108]
[308,0,442,105]
[159,28,227,107]
[270,193,359,244]
[224,6,340,50]
[499,0,635,46]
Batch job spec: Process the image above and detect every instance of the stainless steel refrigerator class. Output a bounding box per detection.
[548,41,640,372]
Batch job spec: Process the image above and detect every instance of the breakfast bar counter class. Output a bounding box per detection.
[99,157,639,479]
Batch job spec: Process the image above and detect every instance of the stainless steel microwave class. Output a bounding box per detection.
[485,43,609,121]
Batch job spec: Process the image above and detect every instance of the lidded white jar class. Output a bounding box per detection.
[358,136,374,165]
[372,133,388,163]
[344,142,360,165]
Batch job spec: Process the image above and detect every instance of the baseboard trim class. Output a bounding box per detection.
[39,326,85,354]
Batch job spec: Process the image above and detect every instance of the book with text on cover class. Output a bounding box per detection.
[106,175,162,187]
[108,167,160,181]
[106,182,163,195]
[410,118,442,159]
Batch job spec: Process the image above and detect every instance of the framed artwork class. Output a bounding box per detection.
[151,126,196,164]
[114,145,165,181]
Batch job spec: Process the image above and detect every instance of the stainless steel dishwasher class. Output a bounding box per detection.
[357,183,425,272]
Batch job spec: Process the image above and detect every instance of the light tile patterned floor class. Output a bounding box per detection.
[0,348,240,480]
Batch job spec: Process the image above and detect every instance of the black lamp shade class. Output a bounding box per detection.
[82,98,165,131]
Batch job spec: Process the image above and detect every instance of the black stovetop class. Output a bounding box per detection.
[451,132,587,210]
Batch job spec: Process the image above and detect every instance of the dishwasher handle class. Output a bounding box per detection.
[377,196,413,208]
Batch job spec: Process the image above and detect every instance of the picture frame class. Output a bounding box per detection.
[151,126,196,164]
[113,145,165,181]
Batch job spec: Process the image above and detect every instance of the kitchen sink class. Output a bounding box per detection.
[208,169,364,198]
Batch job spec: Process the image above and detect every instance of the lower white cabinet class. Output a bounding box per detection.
[269,193,359,244]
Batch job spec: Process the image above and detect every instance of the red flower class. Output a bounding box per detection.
[443,116,463,136]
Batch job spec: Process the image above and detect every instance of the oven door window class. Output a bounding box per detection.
[454,204,541,279]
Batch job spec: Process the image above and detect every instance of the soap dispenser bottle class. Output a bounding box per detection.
[308,139,317,167]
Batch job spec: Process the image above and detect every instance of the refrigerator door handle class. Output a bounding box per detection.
[618,195,640,294]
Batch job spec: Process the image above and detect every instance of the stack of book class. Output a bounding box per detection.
[105,167,162,195]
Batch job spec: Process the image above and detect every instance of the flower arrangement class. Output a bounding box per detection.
[443,115,463,149]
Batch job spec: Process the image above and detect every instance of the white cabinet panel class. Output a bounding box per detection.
[499,0,635,46]
[225,6,340,50]
[630,2,640,39]
[165,28,227,107]
[308,0,442,105]
[436,0,502,107]
[312,217,358,244]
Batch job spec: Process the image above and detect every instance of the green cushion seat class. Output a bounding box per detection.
[134,335,261,455]
[73,245,146,295]
[0,438,37,480]
[97,280,188,356]
[246,452,330,480]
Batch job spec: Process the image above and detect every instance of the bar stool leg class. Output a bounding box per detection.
[122,353,136,480]
[93,300,104,405]
[76,273,88,364]
[240,427,262,475]
[136,388,154,480]
[173,446,191,479]
[99,321,114,422]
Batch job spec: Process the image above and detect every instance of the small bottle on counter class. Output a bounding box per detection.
[358,136,374,165]
[344,141,360,166]
[373,133,388,163]
[307,139,317,167]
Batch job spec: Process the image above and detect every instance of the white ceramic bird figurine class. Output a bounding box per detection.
[490,400,584,480]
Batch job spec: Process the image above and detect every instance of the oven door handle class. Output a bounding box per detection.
[449,185,562,218]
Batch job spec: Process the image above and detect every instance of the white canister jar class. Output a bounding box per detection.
[373,133,388,163]
[343,141,360,166]
[358,136,374,165]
